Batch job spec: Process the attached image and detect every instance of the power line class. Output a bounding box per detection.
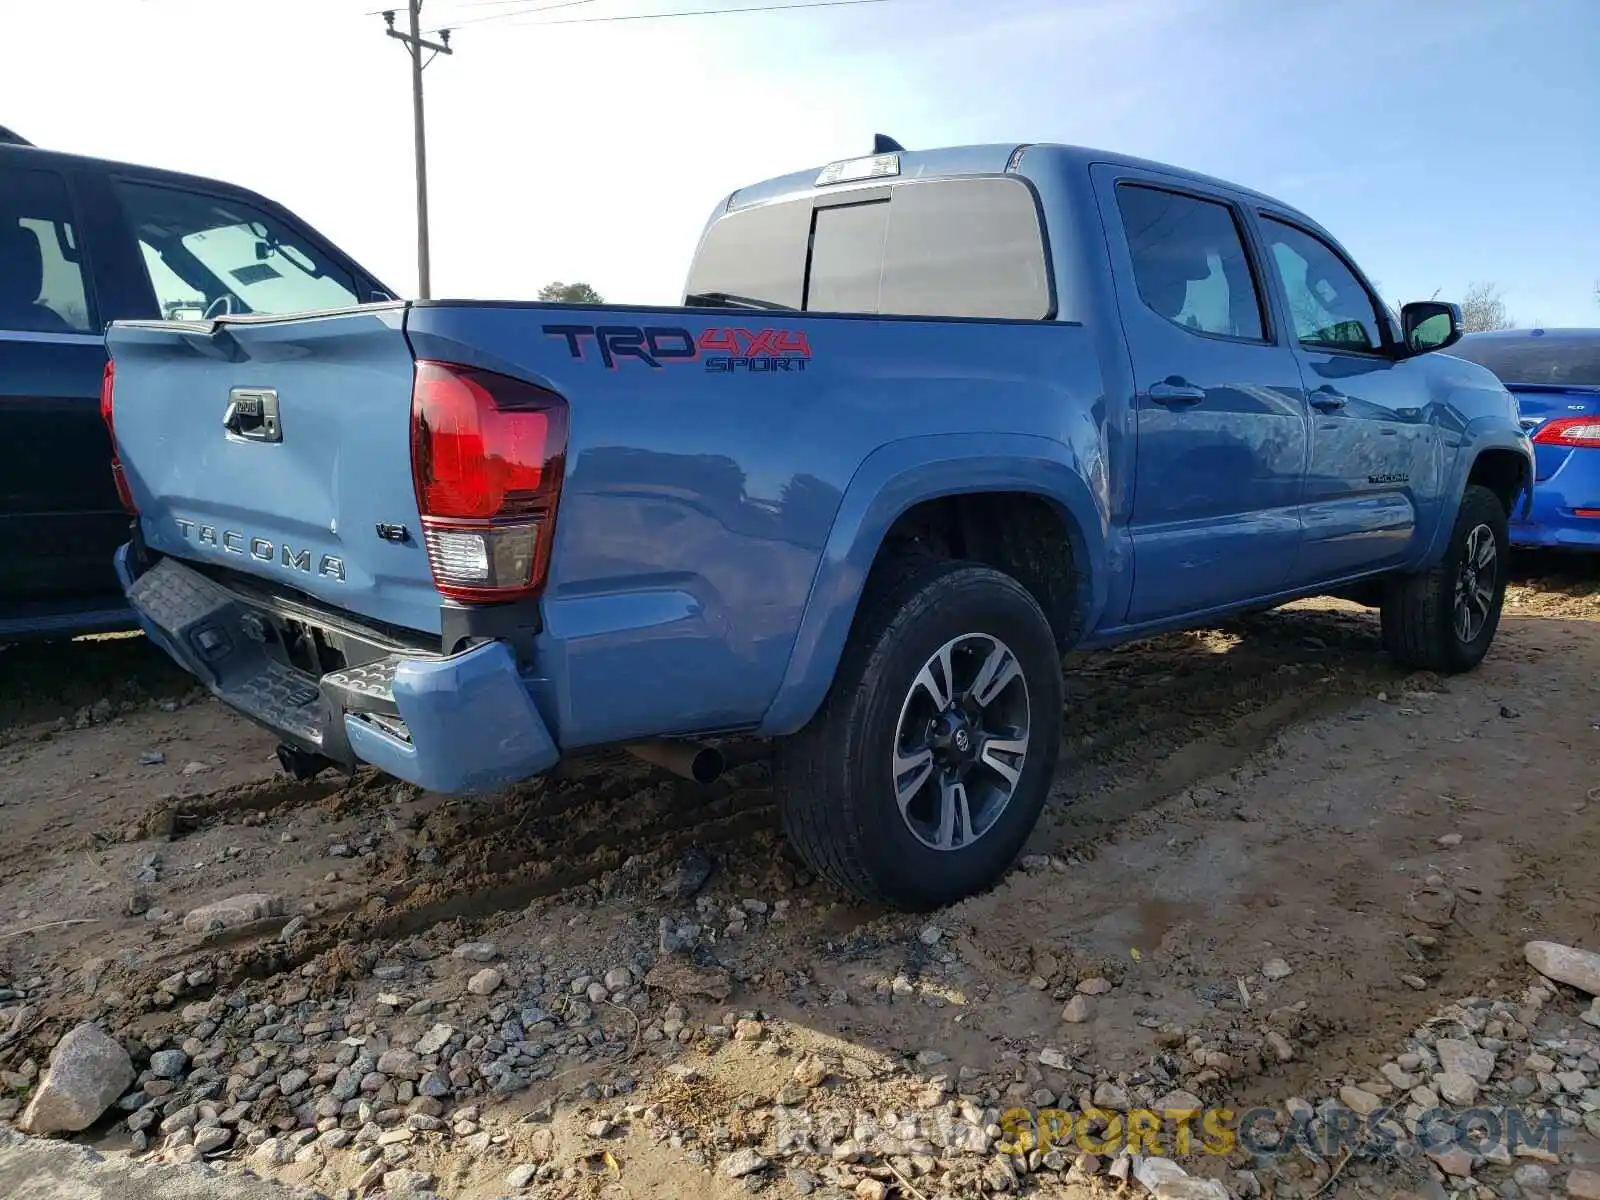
[422,0,595,27]
[428,0,910,34]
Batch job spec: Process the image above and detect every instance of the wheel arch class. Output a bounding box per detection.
[758,433,1109,737]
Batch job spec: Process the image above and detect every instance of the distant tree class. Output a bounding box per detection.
[538,281,603,304]
[1459,280,1516,332]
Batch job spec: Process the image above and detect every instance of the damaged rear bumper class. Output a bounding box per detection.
[116,548,559,793]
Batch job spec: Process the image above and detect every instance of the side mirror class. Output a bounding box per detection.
[1400,300,1463,356]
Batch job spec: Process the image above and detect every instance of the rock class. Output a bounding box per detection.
[1582,998,1600,1029]
[603,967,633,991]
[148,1048,187,1079]
[1077,978,1113,995]
[1437,833,1464,847]
[1039,1048,1069,1070]
[734,1020,764,1042]
[1435,1071,1479,1106]
[585,982,609,1004]
[1266,1032,1294,1063]
[1262,958,1293,981]
[139,750,166,766]
[1093,1081,1130,1110]
[660,847,715,900]
[1339,1086,1383,1116]
[586,1119,614,1138]
[414,1024,454,1056]
[382,1168,435,1194]
[644,959,732,1001]
[506,1163,538,1189]
[793,1056,830,1088]
[1511,1164,1550,1190]
[1566,1168,1600,1200]
[788,1168,818,1194]
[181,761,210,776]
[1153,1090,1204,1112]
[377,1049,419,1077]
[1556,1069,1588,1093]
[252,1138,294,1166]
[1401,974,1429,990]
[856,1181,888,1200]
[1409,887,1456,928]
[724,1148,769,1178]
[182,894,282,934]
[1436,1038,1496,1083]
[1061,996,1093,1023]
[18,1022,136,1134]
[1524,941,1600,996]
[466,968,503,996]
[194,1126,231,1154]
[452,942,498,962]
[1155,1181,1231,1200]
[1135,1156,1190,1192]
[1427,1144,1475,1178]
[919,925,943,946]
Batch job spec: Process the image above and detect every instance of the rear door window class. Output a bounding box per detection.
[0,166,94,333]
[114,181,360,319]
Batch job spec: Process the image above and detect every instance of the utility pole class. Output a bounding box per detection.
[383,3,452,299]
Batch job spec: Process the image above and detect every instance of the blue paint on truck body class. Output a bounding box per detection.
[106,143,1532,794]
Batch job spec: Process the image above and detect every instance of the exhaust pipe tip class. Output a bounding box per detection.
[624,738,725,784]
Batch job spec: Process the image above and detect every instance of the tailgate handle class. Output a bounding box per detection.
[224,387,282,444]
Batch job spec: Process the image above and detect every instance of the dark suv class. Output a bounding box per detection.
[0,127,392,639]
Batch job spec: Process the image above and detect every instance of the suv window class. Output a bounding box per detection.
[0,167,93,334]
[685,175,1052,320]
[114,181,360,319]
[1115,184,1264,341]
[1261,217,1385,354]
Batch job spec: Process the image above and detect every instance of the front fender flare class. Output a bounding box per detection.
[757,433,1109,737]
[1420,424,1535,567]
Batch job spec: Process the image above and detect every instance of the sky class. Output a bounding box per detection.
[6,0,1597,325]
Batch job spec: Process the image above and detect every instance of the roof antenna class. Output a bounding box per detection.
[0,125,33,147]
[873,134,905,154]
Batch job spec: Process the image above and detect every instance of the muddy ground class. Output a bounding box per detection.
[0,552,1597,1199]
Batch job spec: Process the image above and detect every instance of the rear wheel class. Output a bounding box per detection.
[1380,484,1508,673]
[774,556,1062,911]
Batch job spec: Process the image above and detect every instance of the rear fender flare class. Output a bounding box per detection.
[757,433,1108,736]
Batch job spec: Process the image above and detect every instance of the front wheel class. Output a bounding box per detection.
[774,557,1063,911]
[1380,484,1509,674]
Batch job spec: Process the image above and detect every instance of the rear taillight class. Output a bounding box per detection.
[410,360,568,602]
[1532,417,1600,448]
[99,360,137,514]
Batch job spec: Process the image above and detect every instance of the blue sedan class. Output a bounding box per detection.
[1451,328,1600,551]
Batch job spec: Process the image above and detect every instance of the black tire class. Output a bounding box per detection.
[1380,484,1509,674]
[773,556,1063,911]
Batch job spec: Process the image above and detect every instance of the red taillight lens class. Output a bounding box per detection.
[100,360,137,515]
[1532,416,1600,448]
[410,360,568,602]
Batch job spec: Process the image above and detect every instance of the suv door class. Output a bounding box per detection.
[0,162,125,626]
[1255,213,1438,582]
[1092,167,1310,624]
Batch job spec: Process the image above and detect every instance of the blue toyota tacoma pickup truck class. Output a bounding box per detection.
[104,141,1533,910]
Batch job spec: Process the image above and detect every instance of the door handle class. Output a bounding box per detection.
[1148,380,1206,406]
[1309,389,1348,413]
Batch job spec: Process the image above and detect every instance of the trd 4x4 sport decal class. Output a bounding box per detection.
[543,325,813,372]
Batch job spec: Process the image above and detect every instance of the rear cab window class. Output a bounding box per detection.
[114,181,361,319]
[685,175,1054,320]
